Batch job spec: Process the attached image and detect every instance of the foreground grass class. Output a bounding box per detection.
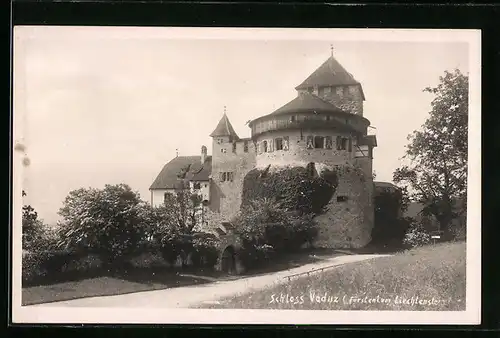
[22,269,210,306]
[202,241,466,311]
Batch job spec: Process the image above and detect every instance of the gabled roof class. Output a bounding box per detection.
[359,135,377,147]
[149,155,212,190]
[374,181,399,191]
[210,114,240,139]
[295,55,365,100]
[270,92,345,116]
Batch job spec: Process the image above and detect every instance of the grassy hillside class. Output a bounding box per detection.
[203,241,466,311]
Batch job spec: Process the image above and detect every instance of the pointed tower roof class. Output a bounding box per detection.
[270,92,344,116]
[210,113,239,139]
[295,55,365,100]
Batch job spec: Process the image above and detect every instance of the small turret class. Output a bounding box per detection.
[209,106,240,141]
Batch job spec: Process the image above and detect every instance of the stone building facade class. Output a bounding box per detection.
[150,53,379,249]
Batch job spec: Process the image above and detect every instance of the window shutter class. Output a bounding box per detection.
[283,136,289,150]
[325,136,332,149]
[306,135,314,149]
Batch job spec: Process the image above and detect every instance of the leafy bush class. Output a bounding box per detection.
[450,221,466,241]
[191,233,220,268]
[128,252,169,268]
[238,243,275,270]
[57,184,146,266]
[371,185,413,249]
[22,250,101,286]
[232,198,319,269]
[22,251,47,282]
[403,222,431,248]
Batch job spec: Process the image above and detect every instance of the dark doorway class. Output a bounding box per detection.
[220,246,236,274]
[306,162,316,177]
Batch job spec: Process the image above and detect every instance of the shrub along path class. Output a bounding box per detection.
[24,253,387,308]
[22,249,328,306]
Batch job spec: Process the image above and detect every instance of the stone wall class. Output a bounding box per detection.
[210,137,257,223]
[208,125,374,249]
[319,85,364,116]
[255,128,354,169]
[254,128,374,249]
[314,164,372,248]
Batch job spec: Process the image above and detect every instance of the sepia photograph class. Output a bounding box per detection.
[11,27,480,325]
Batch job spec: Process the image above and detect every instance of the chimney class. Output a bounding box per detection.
[201,145,207,164]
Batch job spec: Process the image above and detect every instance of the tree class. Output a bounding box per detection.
[163,188,204,235]
[158,188,206,266]
[57,184,145,265]
[372,187,411,247]
[22,204,45,251]
[393,69,468,239]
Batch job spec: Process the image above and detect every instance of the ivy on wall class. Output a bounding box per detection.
[241,165,339,215]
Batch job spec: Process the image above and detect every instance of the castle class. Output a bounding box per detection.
[150,51,379,249]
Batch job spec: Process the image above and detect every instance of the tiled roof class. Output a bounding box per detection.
[210,114,240,139]
[149,155,212,190]
[359,135,377,147]
[270,92,345,116]
[295,55,365,100]
[374,181,399,191]
[296,55,360,88]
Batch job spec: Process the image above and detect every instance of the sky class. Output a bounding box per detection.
[13,27,472,225]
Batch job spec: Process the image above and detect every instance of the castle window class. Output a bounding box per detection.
[336,136,348,150]
[290,115,296,122]
[275,138,283,151]
[324,86,332,94]
[232,142,237,153]
[220,172,234,182]
[314,136,325,149]
[243,140,249,153]
[349,86,356,94]
[193,182,201,190]
[348,137,352,152]
[263,140,268,153]
[220,148,227,153]
[217,138,224,144]
[336,87,343,96]
[337,196,348,202]
[326,115,331,121]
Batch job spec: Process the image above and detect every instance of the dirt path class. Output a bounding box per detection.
[26,254,390,308]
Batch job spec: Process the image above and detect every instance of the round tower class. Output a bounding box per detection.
[248,51,377,249]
